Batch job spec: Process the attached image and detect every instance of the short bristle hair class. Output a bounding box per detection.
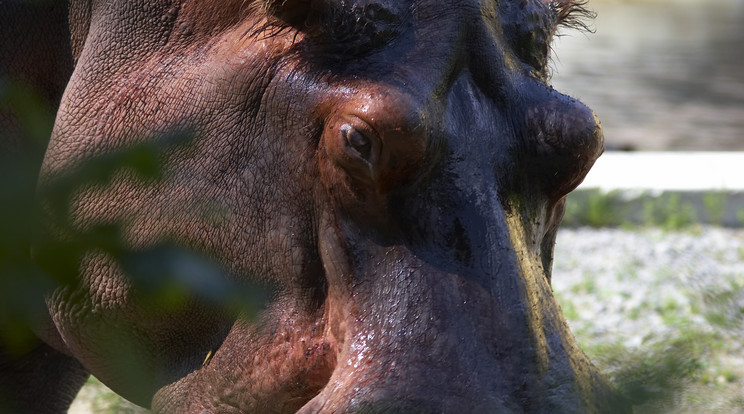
[247,0,597,43]
[550,0,597,33]
[252,0,596,27]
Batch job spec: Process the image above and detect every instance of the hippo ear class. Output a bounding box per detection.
[263,0,314,27]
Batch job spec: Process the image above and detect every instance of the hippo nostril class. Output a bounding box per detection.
[523,95,604,199]
[527,98,603,156]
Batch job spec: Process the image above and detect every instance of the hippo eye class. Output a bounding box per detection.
[341,125,372,160]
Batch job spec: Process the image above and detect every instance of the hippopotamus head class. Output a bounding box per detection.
[37,0,630,412]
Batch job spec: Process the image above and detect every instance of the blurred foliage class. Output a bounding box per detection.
[562,189,742,230]
[642,194,697,230]
[593,333,709,412]
[583,320,744,413]
[702,193,726,227]
[0,79,268,356]
[72,377,149,414]
[0,78,55,148]
[563,189,626,228]
[0,77,55,352]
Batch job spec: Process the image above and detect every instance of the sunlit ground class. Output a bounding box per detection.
[554,226,744,413]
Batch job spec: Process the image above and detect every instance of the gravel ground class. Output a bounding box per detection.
[70,226,744,413]
[553,226,744,413]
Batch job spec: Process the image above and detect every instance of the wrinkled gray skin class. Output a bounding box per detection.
[2,0,632,413]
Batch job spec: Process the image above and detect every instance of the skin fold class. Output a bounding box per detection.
[1,0,632,413]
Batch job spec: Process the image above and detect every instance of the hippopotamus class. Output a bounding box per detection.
[0,0,631,412]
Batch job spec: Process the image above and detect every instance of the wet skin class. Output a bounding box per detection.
[9,0,630,412]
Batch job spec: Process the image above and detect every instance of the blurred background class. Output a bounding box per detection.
[551,0,744,151]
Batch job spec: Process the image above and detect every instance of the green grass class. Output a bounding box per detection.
[563,189,742,230]
[563,189,627,228]
[703,193,727,226]
[69,378,148,413]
